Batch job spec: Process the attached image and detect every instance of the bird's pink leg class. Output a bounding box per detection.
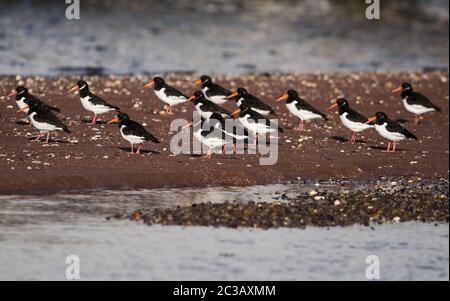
[44,132,50,144]
[91,114,97,125]
[348,132,356,144]
[136,144,143,154]
[130,144,134,154]
[383,141,391,153]
[32,133,43,143]
[392,141,397,152]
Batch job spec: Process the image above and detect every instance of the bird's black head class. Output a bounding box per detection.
[200,75,212,83]
[117,113,130,121]
[287,90,298,98]
[236,87,248,95]
[76,80,88,89]
[16,86,28,95]
[189,91,205,104]
[368,111,388,125]
[401,83,413,91]
[336,98,349,108]
[153,76,164,84]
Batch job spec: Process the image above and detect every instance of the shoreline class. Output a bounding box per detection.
[0,72,448,195]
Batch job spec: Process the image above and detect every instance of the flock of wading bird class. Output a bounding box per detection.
[5,75,442,157]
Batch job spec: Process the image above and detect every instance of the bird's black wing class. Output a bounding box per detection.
[34,110,70,133]
[202,101,231,117]
[296,98,328,120]
[245,94,275,114]
[163,84,188,99]
[88,92,120,110]
[247,109,283,133]
[124,120,160,143]
[386,119,418,140]
[207,83,233,97]
[409,92,441,111]
[28,94,61,113]
[345,108,369,123]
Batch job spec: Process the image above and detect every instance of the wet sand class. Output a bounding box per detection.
[0,72,448,195]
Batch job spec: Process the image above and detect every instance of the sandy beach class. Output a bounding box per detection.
[0,71,448,195]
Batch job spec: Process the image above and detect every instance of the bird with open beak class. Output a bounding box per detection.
[327,98,373,144]
[392,82,441,126]
[143,76,188,114]
[366,112,418,153]
[193,75,233,105]
[277,90,328,131]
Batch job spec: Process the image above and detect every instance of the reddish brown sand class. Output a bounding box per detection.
[0,72,448,195]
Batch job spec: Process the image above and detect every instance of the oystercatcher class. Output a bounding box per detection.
[392,83,441,125]
[143,76,188,114]
[194,75,233,105]
[7,86,61,114]
[107,113,160,155]
[231,105,283,143]
[189,113,230,159]
[188,91,231,120]
[327,98,373,144]
[277,89,328,131]
[227,87,275,116]
[17,101,70,144]
[367,112,418,153]
[69,80,120,125]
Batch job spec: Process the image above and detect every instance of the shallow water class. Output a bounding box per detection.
[0,0,448,75]
[0,185,448,281]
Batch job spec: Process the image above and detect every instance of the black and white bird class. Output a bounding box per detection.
[70,80,120,125]
[231,105,283,143]
[7,86,61,114]
[17,101,70,144]
[194,75,233,105]
[189,114,231,159]
[392,82,441,125]
[327,98,373,144]
[144,76,188,114]
[367,112,418,153]
[228,87,275,116]
[107,113,160,155]
[188,91,231,120]
[277,89,328,131]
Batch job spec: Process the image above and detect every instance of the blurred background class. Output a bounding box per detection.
[0,0,448,75]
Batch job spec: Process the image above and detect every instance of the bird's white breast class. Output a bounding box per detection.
[286,101,321,121]
[29,112,62,132]
[375,123,406,142]
[120,125,145,144]
[402,98,435,115]
[154,88,186,107]
[240,116,274,134]
[80,96,115,114]
[16,97,29,112]
[340,112,372,132]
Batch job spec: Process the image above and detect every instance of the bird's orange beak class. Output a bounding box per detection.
[366,116,377,124]
[392,86,403,93]
[227,92,239,99]
[231,108,241,118]
[326,102,338,110]
[193,79,202,86]
[69,86,79,93]
[143,80,155,89]
[17,105,29,113]
[182,121,193,129]
[7,90,17,97]
[188,95,197,102]
[276,94,289,102]
[107,117,120,124]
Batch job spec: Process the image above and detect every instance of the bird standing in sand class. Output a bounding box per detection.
[193,75,233,105]
[392,82,441,125]
[143,76,188,114]
[107,113,160,155]
[69,80,120,125]
[367,112,418,153]
[276,89,328,131]
[327,98,373,144]
[17,101,70,144]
